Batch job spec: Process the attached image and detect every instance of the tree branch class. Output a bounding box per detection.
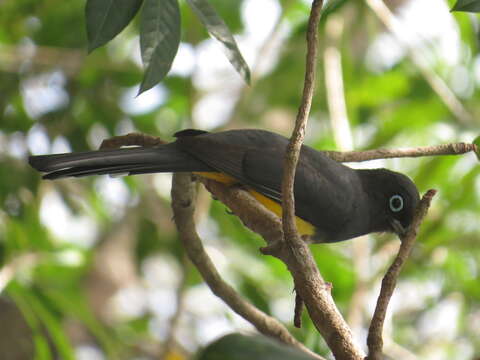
[324,142,478,163]
[281,0,322,248]
[171,173,325,360]
[366,189,437,360]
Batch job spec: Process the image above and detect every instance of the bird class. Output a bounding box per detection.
[29,129,420,243]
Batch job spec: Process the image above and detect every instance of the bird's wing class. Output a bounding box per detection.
[242,148,350,225]
[175,130,355,229]
[175,133,255,186]
[175,129,289,197]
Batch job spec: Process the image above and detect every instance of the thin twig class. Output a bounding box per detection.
[384,338,419,360]
[281,0,322,246]
[324,142,478,162]
[100,132,166,149]
[0,44,85,75]
[171,173,325,360]
[366,189,437,360]
[294,291,304,328]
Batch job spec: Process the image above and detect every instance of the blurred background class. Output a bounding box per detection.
[1,0,479,359]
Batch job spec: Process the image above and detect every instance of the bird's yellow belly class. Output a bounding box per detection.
[195,172,315,236]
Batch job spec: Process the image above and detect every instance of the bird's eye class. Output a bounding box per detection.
[389,195,404,212]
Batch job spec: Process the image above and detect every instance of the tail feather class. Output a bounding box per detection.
[42,164,157,179]
[29,143,212,180]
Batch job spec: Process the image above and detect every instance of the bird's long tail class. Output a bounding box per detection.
[28,143,211,180]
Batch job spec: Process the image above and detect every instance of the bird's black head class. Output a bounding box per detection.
[359,168,420,237]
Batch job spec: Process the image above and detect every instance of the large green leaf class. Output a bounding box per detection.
[186,0,250,84]
[451,0,480,12]
[86,0,143,52]
[139,0,181,94]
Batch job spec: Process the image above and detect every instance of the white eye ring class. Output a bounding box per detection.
[389,195,404,212]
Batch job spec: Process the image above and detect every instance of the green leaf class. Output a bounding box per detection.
[86,0,143,52]
[473,136,480,160]
[198,333,317,360]
[451,0,480,12]
[186,0,251,84]
[139,0,181,94]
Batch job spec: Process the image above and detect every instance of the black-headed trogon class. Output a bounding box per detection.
[28,129,420,243]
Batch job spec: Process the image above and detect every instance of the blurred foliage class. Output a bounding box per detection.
[0,0,479,359]
[451,0,480,12]
[197,333,317,360]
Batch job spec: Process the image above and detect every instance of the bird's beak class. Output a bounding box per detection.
[390,218,406,237]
